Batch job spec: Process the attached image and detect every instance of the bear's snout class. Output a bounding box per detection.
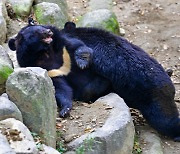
[43,29,53,37]
[41,29,53,44]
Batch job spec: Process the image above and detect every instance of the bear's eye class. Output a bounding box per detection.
[24,33,40,42]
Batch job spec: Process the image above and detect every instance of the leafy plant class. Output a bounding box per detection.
[133,135,142,154]
[76,137,101,154]
[56,130,67,153]
[31,132,44,151]
[56,141,67,153]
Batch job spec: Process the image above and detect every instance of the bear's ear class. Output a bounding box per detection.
[8,38,16,51]
[64,22,76,31]
[28,17,37,26]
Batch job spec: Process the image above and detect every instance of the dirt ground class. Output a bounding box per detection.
[66,0,180,153]
[56,101,110,144]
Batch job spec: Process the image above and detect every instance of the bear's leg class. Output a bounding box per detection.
[139,100,180,141]
[80,77,112,102]
[62,36,93,69]
[52,77,73,117]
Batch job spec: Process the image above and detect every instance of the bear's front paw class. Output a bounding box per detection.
[59,106,71,118]
[75,46,93,69]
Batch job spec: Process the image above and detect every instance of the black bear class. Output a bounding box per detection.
[8,21,111,118]
[62,22,180,141]
[8,21,180,141]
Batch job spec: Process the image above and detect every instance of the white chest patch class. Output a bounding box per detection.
[48,47,71,77]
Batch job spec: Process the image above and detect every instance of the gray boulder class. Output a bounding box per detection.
[77,9,120,34]
[0,45,13,95]
[6,67,57,148]
[68,93,135,154]
[0,0,7,44]
[0,118,38,154]
[0,133,15,154]
[1,0,8,21]
[6,0,33,18]
[89,0,113,11]
[2,43,19,69]
[34,0,69,21]
[40,144,60,154]
[0,93,22,121]
[139,126,163,154]
[34,2,68,29]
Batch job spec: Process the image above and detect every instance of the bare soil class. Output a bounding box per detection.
[56,101,110,144]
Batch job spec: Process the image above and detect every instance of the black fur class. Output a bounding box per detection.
[63,22,180,141]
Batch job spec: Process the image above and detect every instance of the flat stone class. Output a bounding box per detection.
[67,93,135,154]
[0,118,38,154]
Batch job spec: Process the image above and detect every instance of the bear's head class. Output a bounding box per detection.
[8,25,54,67]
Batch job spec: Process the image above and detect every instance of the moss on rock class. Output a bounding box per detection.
[34,2,68,29]
[0,65,13,84]
[77,9,120,35]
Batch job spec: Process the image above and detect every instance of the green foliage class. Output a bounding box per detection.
[56,141,67,153]
[133,135,142,154]
[56,130,67,153]
[0,65,13,84]
[31,132,44,151]
[104,15,120,35]
[76,137,100,154]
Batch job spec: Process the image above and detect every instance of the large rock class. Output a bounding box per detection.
[0,45,13,95]
[34,0,69,21]
[68,93,135,154]
[2,43,19,69]
[6,0,33,18]
[0,133,15,154]
[139,126,164,154]
[89,0,113,11]
[40,144,60,154]
[0,118,38,154]
[77,9,120,34]
[1,0,8,21]
[0,0,7,44]
[0,93,23,121]
[34,2,68,29]
[6,67,57,148]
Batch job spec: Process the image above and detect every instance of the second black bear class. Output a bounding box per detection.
[63,22,180,141]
